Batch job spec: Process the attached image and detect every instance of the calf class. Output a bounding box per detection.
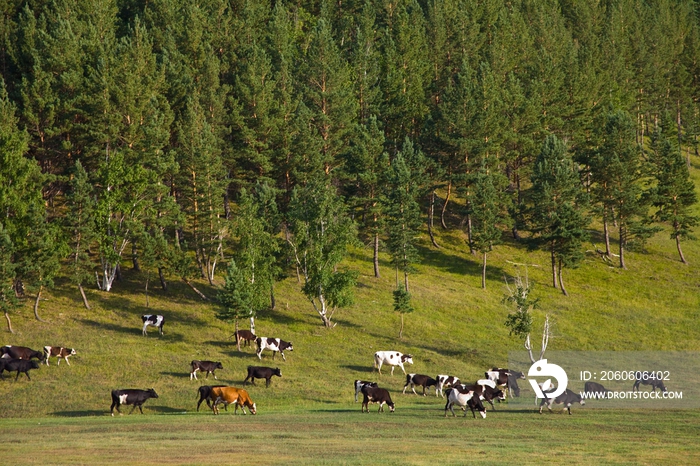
[584,381,612,398]
[2,345,43,361]
[244,366,281,387]
[209,386,256,415]
[196,385,227,412]
[373,351,413,376]
[436,375,460,398]
[632,373,668,393]
[539,388,585,415]
[0,359,40,381]
[110,388,159,416]
[354,380,378,402]
[403,373,438,396]
[361,385,395,413]
[43,346,77,366]
[190,360,224,380]
[485,367,525,398]
[142,314,164,336]
[444,385,487,418]
[233,329,256,348]
[255,337,293,361]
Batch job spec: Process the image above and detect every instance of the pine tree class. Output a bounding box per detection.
[529,135,590,295]
[393,284,413,339]
[217,259,262,352]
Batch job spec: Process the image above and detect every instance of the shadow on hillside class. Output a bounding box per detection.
[150,405,188,414]
[332,318,362,329]
[341,364,374,373]
[53,410,106,417]
[415,244,508,284]
[160,371,190,379]
[78,319,185,342]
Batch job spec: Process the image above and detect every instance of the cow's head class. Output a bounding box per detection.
[273,368,282,377]
[388,402,395,413]
[402,354,413,365]
[30,360,40,369]
[147,388,159,398]
[215,362,224,369]
[494,389,506,401]
[249,402,257,415]
[68,348,77,356]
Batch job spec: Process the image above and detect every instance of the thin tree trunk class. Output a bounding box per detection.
[158,267,167,291]
[404,272,409,294]
[428,192,440,248]
[235,318,241,352]
[373,232,380,278]
[250,316,256,334]
[78,284,91,310]
[182,278,208,300]
[481,252,487,289]
[619,225,626,269]
[132,242,140,271]
[467,215,475,255]
[399,313,404,339]
[550,247,558,289]
[33,285,47,322]
[603,207,611,256]
[676,235,688,265]
[4,311,13,333]
[558,260,568,296]
[145,277,150,308]
[441,181,451,229]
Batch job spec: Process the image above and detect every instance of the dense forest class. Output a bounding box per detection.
[1,0,699,331]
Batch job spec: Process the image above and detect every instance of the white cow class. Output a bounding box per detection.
[255,337,293,361]
[373,351,413,375]
[444,385,487,419]
[436,375,461,398]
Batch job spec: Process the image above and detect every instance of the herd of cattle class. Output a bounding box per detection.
[2,314,668,418]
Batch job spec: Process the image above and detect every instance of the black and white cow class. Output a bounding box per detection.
[465,379,506,411]
[361,385,395,413]
[142,314,164,336]
[0,359,40,381]
[244,366,282,387]
[632,373,668,393]
[190,360,224,380]
[584,381,612,398]
[436,375,460,398]
[485,367,525,398]
[233,329,257,348]
[110,388,159,416]
[43,346,77,366]
[1,345,43,361]
[354,380,378,402]
[373,351,413,376]
[196,385,227,412]
[403,374,438,396]
[539,388,585,415]
[444,385,487,418]
[255,337,293,361]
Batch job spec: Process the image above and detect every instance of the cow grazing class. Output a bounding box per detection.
[110,388,159,416]
[244,366,281,387]
[354,380,378,402]
[209,386,256,415]
[436,375,460,398]
[373,351,413,376]
[0,359,40,381]
[190,360,224,380]
[584,381,612,398]
[403,374,438,396]
[255,337,293,361]
[2,345,43,361]
[485,367,525,398]
[539,388,585,415]
[632,374,668,393]
[142,314,164,336]
[196,385,227,412]
[43,346,76,366]
[361,385,395,413]
[444,385,487,418]
[233,329,257,348]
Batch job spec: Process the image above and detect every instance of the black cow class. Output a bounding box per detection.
[0,359,40,381]
[190,360,224,380]
[403,373,439,396]
[110,388,159,416]
[584,381,612,398]
[141,314,164,336]
[539,388,585,415]
[232,329,257,348]
[255,337,293,361]
[354,380,378,402]
[196,385,227,412]
[361,385,395,413]
[2,345,43,361]
[485,367,525,398]
[244,366,282,387]
[632,373,668,393]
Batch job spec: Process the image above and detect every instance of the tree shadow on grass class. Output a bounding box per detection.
[53,410,106,417]
[78,319,185,342]
[159,371,190,379]
[340,364,375,374]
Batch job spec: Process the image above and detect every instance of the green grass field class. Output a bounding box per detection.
[1,203,700,463]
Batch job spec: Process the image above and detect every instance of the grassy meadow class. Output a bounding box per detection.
[2,179,700,463]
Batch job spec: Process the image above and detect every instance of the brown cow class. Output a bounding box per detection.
[209,386,257,415]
